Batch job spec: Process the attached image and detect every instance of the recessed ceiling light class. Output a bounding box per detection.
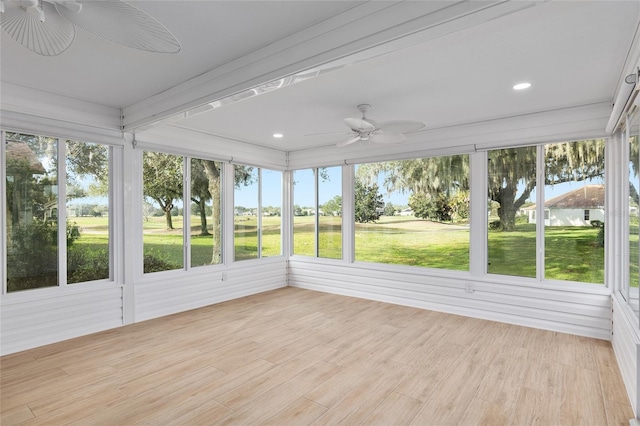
[513,82,532,91]
[273,133,284,138]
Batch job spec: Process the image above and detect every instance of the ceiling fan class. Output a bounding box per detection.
[333,104,425,148]
[0,0,181,56]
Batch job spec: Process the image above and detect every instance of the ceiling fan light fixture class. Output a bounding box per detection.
[1,0,181,56]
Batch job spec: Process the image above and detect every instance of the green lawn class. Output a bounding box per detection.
[69,214,607,284]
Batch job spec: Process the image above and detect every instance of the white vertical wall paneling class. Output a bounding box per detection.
[0,284,124,355]
[613,294,640,417]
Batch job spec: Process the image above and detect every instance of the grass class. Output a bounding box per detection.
[68,214,607,284]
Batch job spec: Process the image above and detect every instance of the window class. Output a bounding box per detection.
[234,166,259,261]
[6,133,59,291]
[355,155,469,270]
[142,151,184,273]
[261,169,282,257]
[234,165,282,261]
[66,140,110,283]
[487,146,537,278]
[318,166,342,259]
[190,158,222,267]
[293,167,342,258]
[487,140,605,283]
[5,132,112,292]
[543,139,604,284]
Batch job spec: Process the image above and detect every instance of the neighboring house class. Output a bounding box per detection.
[525,184,604,226]
[399,208,414,216]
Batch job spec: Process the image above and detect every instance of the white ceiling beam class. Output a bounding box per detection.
[122,0,537,131]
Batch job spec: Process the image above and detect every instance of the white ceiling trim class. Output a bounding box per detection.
[122,0,536,131]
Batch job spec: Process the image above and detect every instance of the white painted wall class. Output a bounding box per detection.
[548,208,605,227]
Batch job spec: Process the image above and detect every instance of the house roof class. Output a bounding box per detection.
[543,184,605,209]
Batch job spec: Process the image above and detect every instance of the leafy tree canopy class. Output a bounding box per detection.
[355,180,384,223]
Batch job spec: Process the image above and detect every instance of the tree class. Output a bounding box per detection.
[190,159,212,236]
[358,141,604,231]
[322,195,342,216]
[354,180,384,223]
[197,161,254,264]
[383,202,396,216]
[142,152,183,230]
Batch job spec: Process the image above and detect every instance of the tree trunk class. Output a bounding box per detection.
[164,205,174,230]
[497,186,517,231]
[202,162,221,264]
[198,201,210,236]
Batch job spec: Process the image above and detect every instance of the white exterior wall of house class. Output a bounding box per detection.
[548,208,605,227]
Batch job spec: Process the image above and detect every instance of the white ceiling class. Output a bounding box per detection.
[1,1,639,153]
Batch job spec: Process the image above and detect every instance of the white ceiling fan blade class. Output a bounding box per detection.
[376,120,425,134]
[344,117,375,133]
[1,1,74,56]
[369,133,406,144]
[55,0,181,53]
[337,135,362,148]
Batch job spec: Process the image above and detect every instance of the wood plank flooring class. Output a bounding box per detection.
[0,287,634,425]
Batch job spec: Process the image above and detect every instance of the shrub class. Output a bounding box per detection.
[489,220,501,230]
[144,251,179,273]
[7,219,80,291]
[68,248,109,283]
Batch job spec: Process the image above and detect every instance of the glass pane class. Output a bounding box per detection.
[142,151,184,273]
[488,147,537,278]
[318,166,342,259]
[544,140,605,283]
[261,169,282,257]
[66,140,110,283]
[6,133,59,292]
[190,158,222,267]
[355,156,469,270]
[293,169,315,256]
[629,112,640,317]
[234,166,258,261]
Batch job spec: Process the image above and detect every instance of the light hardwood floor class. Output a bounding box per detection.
[0,287,634,425]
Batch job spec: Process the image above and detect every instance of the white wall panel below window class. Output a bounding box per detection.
[613,294,640,417]
[0,285,124,355]
[289,259,611,340]
[135,260,287,322]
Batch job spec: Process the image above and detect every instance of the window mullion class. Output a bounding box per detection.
[59,138,68,287]
[314,168,319,258]
[536,144,545,282]
[257,168,263,258]
[184,156,191,270]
